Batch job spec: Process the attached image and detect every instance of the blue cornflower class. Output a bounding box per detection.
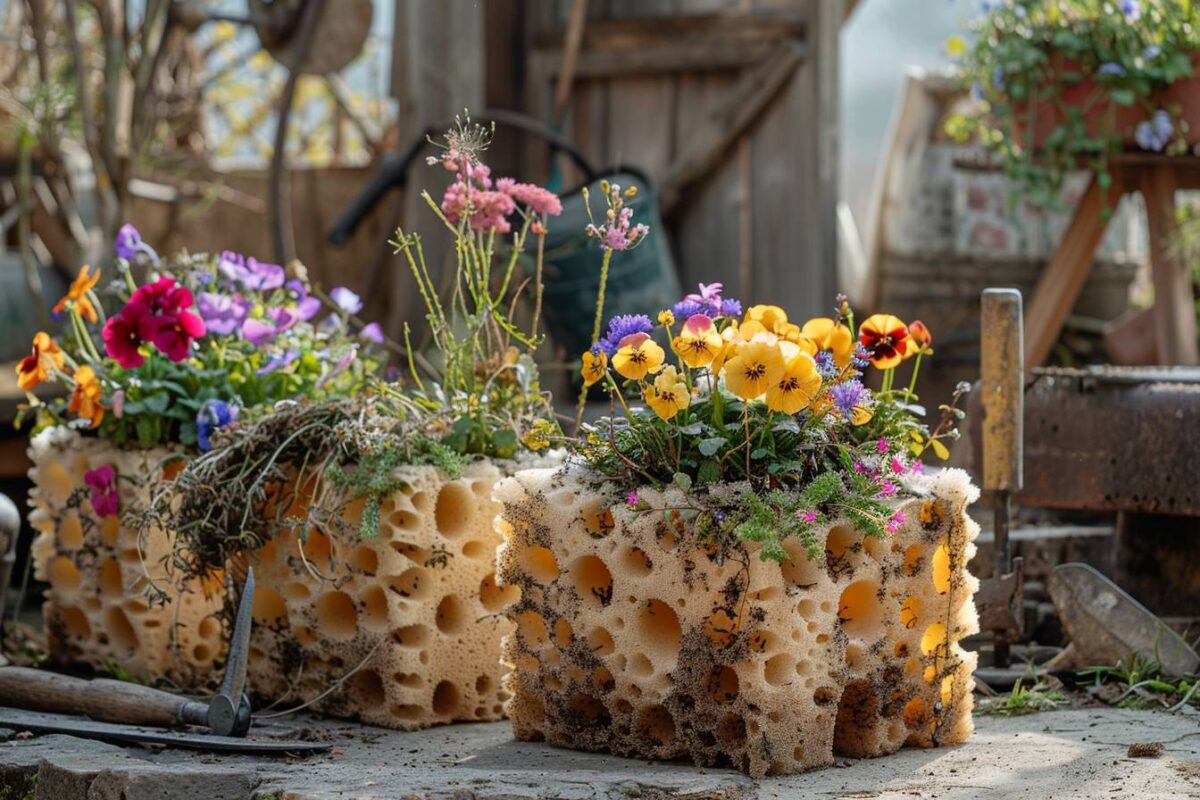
[1134,110,1173,152]
[852,343,871,370]
[196,399,239,452]
[597,314,654,355]
[1096,62,1126,78]
[671,298,706,320]
[720,298,743,317]
[830,380,866,417]
[813,351,840,380]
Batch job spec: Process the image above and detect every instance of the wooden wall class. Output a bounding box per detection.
[385,0,841,342]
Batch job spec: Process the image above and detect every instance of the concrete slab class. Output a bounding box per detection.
[0,708,1196,799]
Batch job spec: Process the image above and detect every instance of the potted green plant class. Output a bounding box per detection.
[948,0,1200,207]
[152,115,565,730]
[20,226,381,685]
[494,204,978,775]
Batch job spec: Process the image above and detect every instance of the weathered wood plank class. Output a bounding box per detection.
[1141,166,1200,365]
[606,77,676,183]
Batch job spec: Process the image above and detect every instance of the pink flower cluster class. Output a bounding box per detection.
[439,162,561,234]
[587,206,650,252]
[84,464,119,518]
[102,277,206,368]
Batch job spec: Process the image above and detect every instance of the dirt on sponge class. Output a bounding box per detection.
[495,466,979,776]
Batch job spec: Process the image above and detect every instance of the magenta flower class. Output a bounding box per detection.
[890,458,905,474]
[102,302,151,368]
[84,465,119,518]
[241,318,278,346]
[801,509,818,524]
[876,437,888,454]
[878,481,897,498]
[498,179,563,216]
[626,491,639,507]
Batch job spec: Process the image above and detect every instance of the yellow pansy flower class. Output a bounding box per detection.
[645,366,690,421]
[765,352,822,415]
[611,333,665,381]
[801,317,854,368]
[722,340,785,401]
[581,349,608,387]
[673,314,723,368]
[745,305,788,331]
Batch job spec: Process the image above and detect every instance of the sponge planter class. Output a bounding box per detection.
[495,466,979,776]
[244,458,531,730]
[28,427,223,687]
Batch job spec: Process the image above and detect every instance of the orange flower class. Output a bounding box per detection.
[801,317,854,368]
[907,320,933,356]
[723,340,785,401]
[581,349,608,387]
[858,314,911,370]
[765,352,822,415]
[67,365,105,428]
[53,265,101,324]
[16,332,65,390]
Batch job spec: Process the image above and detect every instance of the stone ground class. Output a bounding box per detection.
[0,707,1196,799]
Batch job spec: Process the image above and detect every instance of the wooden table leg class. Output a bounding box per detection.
[1024,175,1123,375]
[1141,166,1200,365]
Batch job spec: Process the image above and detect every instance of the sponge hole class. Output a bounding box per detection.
[432,680,461,716]
[518,546,559,584]
[636,705,676,745]
[314,591,358,641]
[620,546,653,576]
[516,610,550,648]
[764,654,796,686]
[390,567,431,599]
[569,556,613,607]
[435,482,473,538]
[636,599,681,661]
[837,580,884,638]
[705,665,739,703]
[588,626,615,656]
[479,572,520,612]
[436,595,466,635]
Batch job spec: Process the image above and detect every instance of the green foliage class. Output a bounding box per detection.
[1079,653,1200,710]
[948,0,1200,208]
[980,676,1066,717]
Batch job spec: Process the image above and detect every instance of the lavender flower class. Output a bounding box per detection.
[330,287,363,315]
[720,298,743,317]
[1122,0,1140,21]
[241,318,278,346]
[287,279,322,321]
[196,399,238,452]
[830,379,866,416]
[196,292,251,336]
[813,351,840,380]
[1135,110,1173,152]
[597,314,654,355]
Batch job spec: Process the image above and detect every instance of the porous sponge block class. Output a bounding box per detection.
[29,427,224,687]
[495,467,979,776]
[245,459,520,729]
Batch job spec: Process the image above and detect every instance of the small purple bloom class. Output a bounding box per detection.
[218,252,285,291]
[1096,62,1126,78]
[84,465,119,518]
[1122,0,1140,21]
[330,287,363,315]
[241,318,278,346]
[830,379,866,416]
[876,437,888,454]
[269,306,299,335]
[1143,45,1161,61]
[626,491,639,507]
[720,298,743,317]
[196,292,251,336]
[597,314,655,355]
[286,280,322,321]
[801,509,817,524]
[813,351,840,380]
[196,399,238,452]
[1135,110,1173,152]
[671,298,706,320]
[115,224,141,261]
[257,349,300,375]
[878,481,897,498]
[360,322,384,343]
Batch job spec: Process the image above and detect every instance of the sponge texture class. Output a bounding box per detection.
[495,467,979,776]
[245,459,521,729]
[29,428,223,686]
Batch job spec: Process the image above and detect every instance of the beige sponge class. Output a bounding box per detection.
[495,466,979,776]
[29,427,224,687]
[244,459,525,729]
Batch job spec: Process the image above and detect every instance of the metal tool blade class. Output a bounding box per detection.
[208,567,255,736]
[0,707,330,754]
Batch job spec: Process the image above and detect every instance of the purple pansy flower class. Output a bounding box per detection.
[241,318,278,346]
[196,399,238,452]
[196,292,251,336]
[360,322,384,343]
[219,252,285,291]
[114,223,158,264]
[286,280,322,321]
[330,287,363,315]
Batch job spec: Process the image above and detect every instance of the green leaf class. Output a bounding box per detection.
[143,393,171,414]
[697,437,726,457]
[491,428,518,458]
[678,422,705,436]
[1109,88,1136,107]
[696,460,721,484]
[672,472,693,492]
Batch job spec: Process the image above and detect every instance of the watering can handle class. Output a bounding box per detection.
[329,108,599,245]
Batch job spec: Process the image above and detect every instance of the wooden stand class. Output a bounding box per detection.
[1025,155,1200,375]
